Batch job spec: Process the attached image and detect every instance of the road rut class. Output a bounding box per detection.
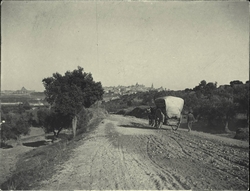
[37,114,249,190]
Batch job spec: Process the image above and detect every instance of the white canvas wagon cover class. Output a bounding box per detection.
[154,96,184,118]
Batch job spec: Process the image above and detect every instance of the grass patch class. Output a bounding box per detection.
[0,109,107,190]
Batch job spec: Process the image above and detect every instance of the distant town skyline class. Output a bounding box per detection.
[1,1,249,92]
[1,79,248,93]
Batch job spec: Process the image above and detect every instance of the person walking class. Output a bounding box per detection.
[187,111,196,132]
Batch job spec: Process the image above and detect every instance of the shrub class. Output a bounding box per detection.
[234,127,249,141]
[0,114,30,143]
[77,108,93,133]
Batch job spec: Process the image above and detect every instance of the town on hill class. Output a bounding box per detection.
[1,84,164,104]
[2,84,164,95]
[103,83,165,101]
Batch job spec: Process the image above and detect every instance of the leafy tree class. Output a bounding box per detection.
[36,108,50,127]
[37,108,57,135]
[1,113,30,143]
[232,83,249,124]
[230,80,243,87]
[182,92,199,114]
[215,96,235,131]
[127,100,132,106]
[193,80,206,92]
[37,108,68,137]
[22,101,31,110]
[42,66,104,137]
[45,111,71,137]
[1,123,16,142]
[184,88,192,92]
[204,82,217,98]
[193,80,207,98]
[199,80,207,89]
[196,81,248,131]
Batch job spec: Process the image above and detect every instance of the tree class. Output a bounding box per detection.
[44,111,71,137]
[22,101,31,110]
[182,92,200,114]
[127,100,132,106]
[42,66,104,137]
[37,108,62,137]
[193,80,207,98]
[230,80,243,87]
[199,80,207,89]
[215,96,235,132]
[232,83,249,124]
[193,80,206,91]
[1,113,30,143]
[204,82,217,98]
[36,108,50,128]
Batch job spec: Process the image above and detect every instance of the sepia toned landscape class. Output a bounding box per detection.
[1,1,249,190]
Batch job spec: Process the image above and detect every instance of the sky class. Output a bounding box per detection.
[1,1,249,92]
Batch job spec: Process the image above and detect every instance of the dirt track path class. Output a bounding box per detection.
[38,114,249,190]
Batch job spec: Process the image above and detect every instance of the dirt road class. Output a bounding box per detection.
[37,114,249,190]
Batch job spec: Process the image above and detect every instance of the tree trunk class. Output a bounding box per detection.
[72,116,77,137]
[224,120,230,133]
[52,130,57,143]
[56,126,63,137]
[53,130,57,137]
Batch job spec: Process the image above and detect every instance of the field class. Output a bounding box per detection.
[1,92,46,104]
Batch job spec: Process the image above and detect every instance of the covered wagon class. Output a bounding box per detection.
[154,96,184,130]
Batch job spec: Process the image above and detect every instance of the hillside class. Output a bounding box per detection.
[1,114,248,190]
[36,115,249,190]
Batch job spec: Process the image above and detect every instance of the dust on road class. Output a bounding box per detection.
[37,114,249,190]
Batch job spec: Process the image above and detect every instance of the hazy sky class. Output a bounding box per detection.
[1,1,249,91]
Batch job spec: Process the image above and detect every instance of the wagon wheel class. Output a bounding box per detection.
[171,119,181,131]
[155,109,164,129]
[171,125,179,131]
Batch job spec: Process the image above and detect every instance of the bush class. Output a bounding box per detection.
[77,108,93,133]
[126,106,148,119]
[1,123,17,142]
[234,127,249,141]
[37,109,72,137]
[77,107,108,135]
[1,114,30,143]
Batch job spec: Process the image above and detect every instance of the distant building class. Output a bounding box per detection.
[15,87,28,94]
[103,83,160,100]
[156,86,164,92]
[14,87,35,94]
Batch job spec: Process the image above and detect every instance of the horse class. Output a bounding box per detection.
[145,107,156,127]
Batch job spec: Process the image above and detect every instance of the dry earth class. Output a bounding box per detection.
[34,114,249,190]
[0,127,45,185]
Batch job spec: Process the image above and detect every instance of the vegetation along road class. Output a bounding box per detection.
[36,114,249,190]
